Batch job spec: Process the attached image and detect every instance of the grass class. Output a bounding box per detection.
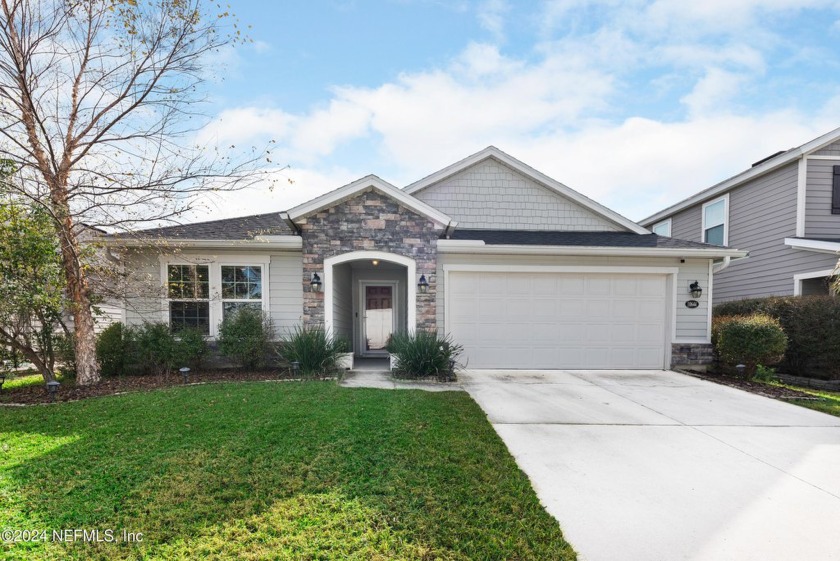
[783,387,840,417]
[0,381,575,560]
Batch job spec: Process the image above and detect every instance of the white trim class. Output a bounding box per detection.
[323,251,417,338]
[651,218,671,237]
[101,236,302,250]
[673,338,712,344]
[796,158,807,237]
[436,239,748,259]
[701,194,729,246]
[358,280,399,357]
[793,269,837,296]
[706,259,714,342]
[640,126,840,227]
[442,264,677,370]
[805,155,840,160]
[784,237,840,255]
[404,146,649,234]
[286,175,454,227]
[158,254,271,338]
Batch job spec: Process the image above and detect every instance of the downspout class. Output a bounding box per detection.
[712,256,731,274]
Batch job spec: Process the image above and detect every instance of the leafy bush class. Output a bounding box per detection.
[52,333,76,378]
[218,307,274,369]
[714,296,840,379]
[96,322,132,376]
[278,325,344,377]
[712,314,787,378]
[387,331,463,381]
[175,327,209,370]
[133,322,178,376]
[754,365,779,383]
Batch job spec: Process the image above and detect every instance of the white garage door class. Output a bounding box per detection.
[447,271,669,369]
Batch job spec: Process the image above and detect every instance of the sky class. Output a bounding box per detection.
[194,0,840,223]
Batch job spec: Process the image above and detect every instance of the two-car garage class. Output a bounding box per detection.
[446,269,671,369]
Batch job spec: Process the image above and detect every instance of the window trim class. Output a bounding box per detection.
[793,268,837,296]
[160,255,271,338]
[701,194,729,246]
[166,263,211,334]
[651,218,671,237]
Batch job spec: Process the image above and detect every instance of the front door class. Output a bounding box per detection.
[363,285,393,354]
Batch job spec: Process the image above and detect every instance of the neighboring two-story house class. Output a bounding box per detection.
[640,127,840,304]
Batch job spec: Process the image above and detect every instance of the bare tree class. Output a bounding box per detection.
[0,0,273,384]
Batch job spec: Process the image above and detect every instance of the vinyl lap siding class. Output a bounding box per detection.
[331,263,352,343]
[812,140,840,157]
[669,206,702,241]
[414,158,623,231]
[268,253,303,334]
[805,157,840,238]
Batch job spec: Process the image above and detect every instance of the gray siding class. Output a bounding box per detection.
[670,206,702,241]
[332,263,353,344]
[124,250,165,326]
[812,140,840,157]
[805,157,840,238]
[268,253,303,334]
[414,158,623,231]
[436,253,712,341]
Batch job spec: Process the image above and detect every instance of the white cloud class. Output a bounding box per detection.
[477,0,510,41]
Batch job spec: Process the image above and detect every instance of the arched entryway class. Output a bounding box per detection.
[324,251,416,357]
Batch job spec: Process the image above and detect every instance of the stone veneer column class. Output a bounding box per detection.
[298,189,443,332]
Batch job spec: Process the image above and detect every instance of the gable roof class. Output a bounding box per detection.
[640,125,840,226]
[114,212,293,240]
[404,146,649,235]
[286,174,455,227]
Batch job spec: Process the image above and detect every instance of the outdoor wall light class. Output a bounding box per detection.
[689,281,703,298]
[372,259,380,266]
[46,380,60,402]
[180,367,190,384]
[418,274,429,294]
[310,272,322,292]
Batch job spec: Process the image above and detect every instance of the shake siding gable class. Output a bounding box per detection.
[812,140,840,157]
[413,158,623,231]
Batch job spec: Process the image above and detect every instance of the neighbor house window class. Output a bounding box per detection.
[221,265,263,318]
[652,219,671,237]
[167,264,210,334]
[702,196,728,246]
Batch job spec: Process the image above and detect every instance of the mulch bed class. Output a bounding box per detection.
[0,370,322,406]
[679,369,820,401]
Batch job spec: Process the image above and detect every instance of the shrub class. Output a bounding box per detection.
[712,314,787,378]
[175,326,209,370]
[387,331,463,381]
[277,325,343,377]
[52,333,76,378]
[218,307,274,369]
[714,296,840,379]
[133,322,178,376]
[96,322,132,376]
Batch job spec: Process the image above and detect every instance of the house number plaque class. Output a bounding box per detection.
[685,300,699,309]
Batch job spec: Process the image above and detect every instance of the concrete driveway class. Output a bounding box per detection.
[460,370,840,561]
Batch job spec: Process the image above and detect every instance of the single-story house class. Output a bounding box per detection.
[104,147,746,369]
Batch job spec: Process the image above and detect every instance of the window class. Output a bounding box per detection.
[651,219,671,237]
[167,264,210,334]
[702,196,728,246]
[161,257,269,337]
[221,265,263,318]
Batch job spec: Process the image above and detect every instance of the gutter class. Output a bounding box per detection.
[95,236,303,251]
[280,211,301,235]
[436,239,749,259]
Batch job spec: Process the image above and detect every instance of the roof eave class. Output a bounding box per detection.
[784,237,840,255]
[436,239,748,259]
[95,236,303,250]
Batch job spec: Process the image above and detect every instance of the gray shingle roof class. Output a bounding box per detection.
[118,212,292,240]
[448,229,727,249]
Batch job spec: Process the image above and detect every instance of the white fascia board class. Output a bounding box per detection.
[287,174,454,227]
[97,236,303,250]
[405,146,648,235]
[640,125,840,227]
[436,239,748,259]
[784,237,840,255]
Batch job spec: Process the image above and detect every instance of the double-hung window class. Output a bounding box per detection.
[221,265,263,318]
[702,196,728,246]
[167,264,210,334]
[163,258,269,337]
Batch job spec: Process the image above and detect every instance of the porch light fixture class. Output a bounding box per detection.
[689,281,703,298]
[180,367,190,384]
[372,259,379,266]
[46,380,60,402]
[310,272,322,292]
[418,274,429,294]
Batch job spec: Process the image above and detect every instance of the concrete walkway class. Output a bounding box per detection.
[460,370,840,561]
[339,370,463,392]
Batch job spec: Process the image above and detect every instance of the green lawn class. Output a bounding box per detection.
[786,387,840,417]
[0,381,575,560]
